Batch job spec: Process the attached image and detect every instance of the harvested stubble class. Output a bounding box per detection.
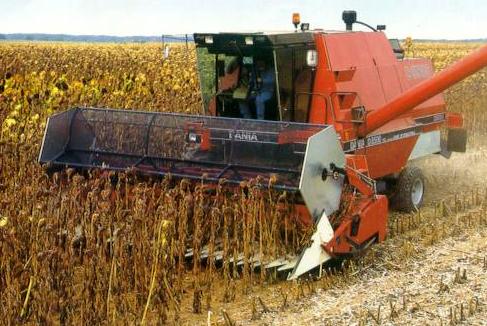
[253,185,487,326]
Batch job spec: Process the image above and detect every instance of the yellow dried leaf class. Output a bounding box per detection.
[4,118,17,127]
[30,113,40,122]
[0,216,8,227]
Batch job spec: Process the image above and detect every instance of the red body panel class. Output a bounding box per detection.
[306,33,487,257]
[292,33,486,260]
[324,195,388,256]
[358,136,418,179]
[310,31,447,179]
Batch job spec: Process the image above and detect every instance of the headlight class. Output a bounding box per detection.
[204,35,214,44]
[188,133,198,142]
[306,50,318,67]
[245,36,254,45]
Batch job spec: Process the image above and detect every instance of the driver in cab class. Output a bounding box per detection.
[237,60,275,120]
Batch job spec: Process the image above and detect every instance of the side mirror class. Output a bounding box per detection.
[217,60,226,77]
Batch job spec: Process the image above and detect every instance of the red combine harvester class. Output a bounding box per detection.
[39,11,487,279]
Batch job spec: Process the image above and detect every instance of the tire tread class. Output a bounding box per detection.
[393,166,425,212]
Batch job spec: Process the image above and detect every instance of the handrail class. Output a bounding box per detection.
[294,91,334,123]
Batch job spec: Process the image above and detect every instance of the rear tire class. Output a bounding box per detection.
[392,166,425,212]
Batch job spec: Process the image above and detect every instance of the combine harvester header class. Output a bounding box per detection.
[39,11,487,279]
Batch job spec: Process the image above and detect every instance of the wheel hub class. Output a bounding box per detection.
[411,178,424,207]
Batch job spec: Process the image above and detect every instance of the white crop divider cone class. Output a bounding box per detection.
[287,211,334,280]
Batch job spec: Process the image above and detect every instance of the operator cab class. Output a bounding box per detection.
[194,32,317,122]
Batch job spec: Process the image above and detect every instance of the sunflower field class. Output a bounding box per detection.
[0,41,486,325]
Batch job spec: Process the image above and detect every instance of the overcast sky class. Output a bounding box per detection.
[1,0,486,39]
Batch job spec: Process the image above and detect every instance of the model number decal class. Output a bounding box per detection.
[344,127,419,152]
[228,130,259,142]
[366,135,382,147]
[348,138,365,151]
[343,113,446,153]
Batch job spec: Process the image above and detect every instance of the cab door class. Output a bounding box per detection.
[274,46,316,122]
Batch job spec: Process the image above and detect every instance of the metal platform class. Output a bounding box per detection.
[39,107,326,191]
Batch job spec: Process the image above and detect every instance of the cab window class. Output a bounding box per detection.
[275,47,315,122]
